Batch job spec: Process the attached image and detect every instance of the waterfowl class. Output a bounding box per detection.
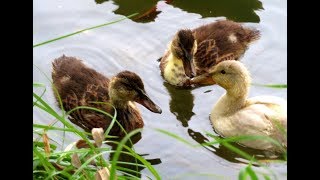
[52,55,162,137]
[159,19,260,87]
[192,60,287,152]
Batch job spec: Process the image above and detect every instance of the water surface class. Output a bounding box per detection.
[33,0,287,179]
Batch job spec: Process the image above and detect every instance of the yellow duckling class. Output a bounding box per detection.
[52,55,162,137]
[159,20,260,87]
[192,60,287,152]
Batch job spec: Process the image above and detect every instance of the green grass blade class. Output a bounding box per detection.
[72,151,110,177]
[33,92,97,151]
[33,82,46,87]
[33,146,54,173]
[238,167,248,180]
[109,129,141,180]
[245,165,258,180]
[109,129,160,180]
[251,83,287,89]
[204,133,285,151]
[33,123,91,135]
[109,140,161,180]
[33,64,52,83]
[33,13,138,47]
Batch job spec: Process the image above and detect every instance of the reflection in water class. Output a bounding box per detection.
[187,128,282,164]
[95,0,263,23]
[166,0,263,22]
[95,0,160,23]
[107,133,162,178]
[163,82,195,127]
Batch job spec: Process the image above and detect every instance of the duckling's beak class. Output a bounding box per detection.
[183,53,195,78]
[190,72,215,86]
[136,91,162,114]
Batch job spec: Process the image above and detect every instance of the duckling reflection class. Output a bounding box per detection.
[187,128,283,164]
[107,132,162,178]
[163,82,195,127]
[95,0,160,23]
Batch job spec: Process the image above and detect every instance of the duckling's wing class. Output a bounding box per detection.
[245,97,287,147]
[216,53,235,63]
[231,105,286,151]
[194,39,219,75]
[247,96,287,112]
[63,85,114,132]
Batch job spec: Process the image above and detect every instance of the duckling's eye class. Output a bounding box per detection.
[220,70,226,74]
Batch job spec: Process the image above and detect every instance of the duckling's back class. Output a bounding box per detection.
[52,55,110,110]
[193,20,260,59]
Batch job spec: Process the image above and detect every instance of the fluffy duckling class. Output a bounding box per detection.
[159,20,260,87]
[52,55,162,137]
[192,60,287,152]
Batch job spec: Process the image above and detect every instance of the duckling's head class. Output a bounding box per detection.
[210,60,251,89]
[171,29,196,77]
[109,71,162,113]
[191,60,251,92]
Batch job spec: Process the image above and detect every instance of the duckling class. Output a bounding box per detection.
[159,19,260,87]
[52,55,162,137]
[192,60,287,152]
[159,29,196,87]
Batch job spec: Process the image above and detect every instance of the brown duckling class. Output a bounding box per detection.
[52,55,162,137]
[159,19,260,87]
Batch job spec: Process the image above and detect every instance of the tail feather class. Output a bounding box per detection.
[247,29,260,43]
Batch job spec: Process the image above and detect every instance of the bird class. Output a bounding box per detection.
[191,60,287,152]
[51,55,162,137]
[159,19,260,87]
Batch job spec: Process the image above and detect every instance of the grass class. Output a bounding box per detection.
[34,85,160,179]
[33,14,287,179]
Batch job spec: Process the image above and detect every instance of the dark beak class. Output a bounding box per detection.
[183,53,194,78]
[190,72,216,86]
[136,91,162,114]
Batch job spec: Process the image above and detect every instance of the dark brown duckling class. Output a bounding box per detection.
[159,19,260,87]
[52,55,162,137]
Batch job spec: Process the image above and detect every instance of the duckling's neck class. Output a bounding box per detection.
[213,84,249,116]
[163,52,189,86]
[110,99,130,110]
[108,99,143,136]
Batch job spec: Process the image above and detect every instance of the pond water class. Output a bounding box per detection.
[33,0,287,179]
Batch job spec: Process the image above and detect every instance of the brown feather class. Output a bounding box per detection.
[52,55,145,136]
[193,20,260,75]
